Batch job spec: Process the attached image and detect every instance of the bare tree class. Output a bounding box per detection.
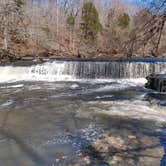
[125,0,166,56]
[0,0,165,58]
[0,0,27,52]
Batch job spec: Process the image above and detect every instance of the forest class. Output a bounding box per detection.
[0,0,166,59]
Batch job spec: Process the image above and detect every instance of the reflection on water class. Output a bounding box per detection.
[0,81,165,165]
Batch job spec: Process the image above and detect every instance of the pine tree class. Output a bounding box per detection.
[117,13,130,29]
[66,14,75,28]
[14,0,24,8]
[80,2,102,41]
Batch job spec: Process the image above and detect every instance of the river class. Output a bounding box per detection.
[0,58,165,166]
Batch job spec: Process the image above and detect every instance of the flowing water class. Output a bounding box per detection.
[0,58,166,166]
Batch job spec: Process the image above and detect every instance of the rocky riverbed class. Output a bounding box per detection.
[54,100,166,166]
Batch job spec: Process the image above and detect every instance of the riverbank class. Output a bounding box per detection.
[0,49,166,65]
[0,55,166,67]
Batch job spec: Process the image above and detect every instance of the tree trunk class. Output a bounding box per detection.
[3,15,8,51]
[154,19,165,56]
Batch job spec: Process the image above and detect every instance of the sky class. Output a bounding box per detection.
[33,0,141,5]
[33,0,147,8]
[125,0,137,3]
[123,0,144,5]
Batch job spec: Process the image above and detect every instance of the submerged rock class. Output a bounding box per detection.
[64,111,165,166]
[77,130,163,166]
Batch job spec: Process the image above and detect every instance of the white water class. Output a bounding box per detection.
[0,61,74,82]
[0,60,165,83]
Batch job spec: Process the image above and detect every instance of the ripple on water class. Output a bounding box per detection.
[70,84,79,89]
[0,84,24,89]
[88,100,166,123]
[95,95,114,99]
[159,101,166,106]
[0,100,14,108]
[44,124,104,154]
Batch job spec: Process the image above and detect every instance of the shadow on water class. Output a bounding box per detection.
[66,115,166,166]
[0,106,166,166]
[0,110,51,166]
[159,129,166,166]
[144,92,166,106]
[0,82,166,166]
[0,129,49,165]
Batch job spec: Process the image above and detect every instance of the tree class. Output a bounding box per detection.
[0,0,26,52]
[0,0,165,58]
[80,2,102,41]
[126,0,166,56]
[117,12,130,29]
[15,0,24,8]
[66,14,75,27]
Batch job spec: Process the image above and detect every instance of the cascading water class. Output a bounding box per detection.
[0,58,166,82]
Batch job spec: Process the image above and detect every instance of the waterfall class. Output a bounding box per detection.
[0,59,166,82]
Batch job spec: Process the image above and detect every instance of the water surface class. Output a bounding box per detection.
[0,81,165,166]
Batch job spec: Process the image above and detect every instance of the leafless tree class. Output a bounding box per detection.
[0,0,27,52]
[125,0,166,56]
[0,0,165,58]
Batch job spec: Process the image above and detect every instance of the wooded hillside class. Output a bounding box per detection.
[0,0,166,59]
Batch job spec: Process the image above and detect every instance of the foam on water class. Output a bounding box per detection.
[0,61,74,83]
[0,84,24,89]
[70,84,79,89]
[96,95,114,99]
[160,69,166,74]
[93,80,146,93]
[0,100,14,108]
[89,100,166,123]
[0,60,165,83]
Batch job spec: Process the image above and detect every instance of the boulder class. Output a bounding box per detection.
[145,74,166,92]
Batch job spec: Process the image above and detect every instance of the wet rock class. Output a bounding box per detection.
[108,155,128,166]
[75,129,164,166]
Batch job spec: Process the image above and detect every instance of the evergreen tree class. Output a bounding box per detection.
[14,0,24,8]
[66,14,75,27]
[117,13,130,29]
[80,2,102,41]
